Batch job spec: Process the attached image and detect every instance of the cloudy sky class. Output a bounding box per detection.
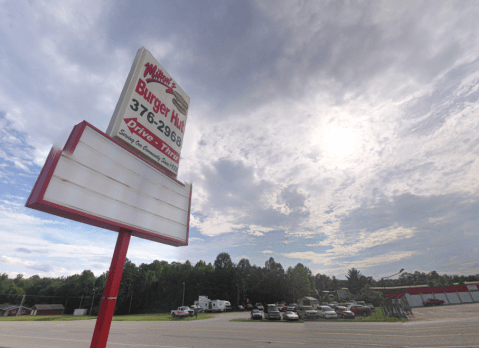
[1,0,479,281]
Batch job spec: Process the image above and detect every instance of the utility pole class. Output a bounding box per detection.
[90,288,97,316]
[16,294,26,317]
[129,291,133,314]
[182,282,185,306]
[79,295,83,309]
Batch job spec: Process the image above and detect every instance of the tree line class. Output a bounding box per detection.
[1,253,478,315]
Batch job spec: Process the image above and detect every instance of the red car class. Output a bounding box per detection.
[423,298,445,306]
[335,306,355,319]
[347,305,372,317]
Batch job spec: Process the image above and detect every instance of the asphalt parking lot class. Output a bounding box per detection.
[1,305,479,348]
[409,302,479,321]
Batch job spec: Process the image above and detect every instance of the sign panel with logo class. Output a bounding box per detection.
[107,47,190,177]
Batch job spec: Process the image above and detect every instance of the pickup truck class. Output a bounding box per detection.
[347,305,372,317]
[171,306,194,317]
[423,298,445,306]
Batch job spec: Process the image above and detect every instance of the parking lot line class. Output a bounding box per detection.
[253,340,305,345]
[0,334,190,348]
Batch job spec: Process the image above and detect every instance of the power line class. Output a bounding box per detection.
[0,293,91,298]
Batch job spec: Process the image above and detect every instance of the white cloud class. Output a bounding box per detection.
[1,255,35,267]
[189,237,205,243]
[1,1,479,278]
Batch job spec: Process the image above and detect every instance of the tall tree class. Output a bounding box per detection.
[346,268,364,294]
[214,253,234,269]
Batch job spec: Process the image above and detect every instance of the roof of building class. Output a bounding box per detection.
[0,304,31,310]
[0,304,12,310]
[33,304,65,310]
[371,281,479,291]
[299,296,319,301]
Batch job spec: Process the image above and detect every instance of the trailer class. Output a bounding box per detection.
[194,296,227,312]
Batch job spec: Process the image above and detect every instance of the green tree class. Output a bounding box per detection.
[346,268,364,294]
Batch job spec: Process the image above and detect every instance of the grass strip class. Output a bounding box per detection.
[0,313,214,322]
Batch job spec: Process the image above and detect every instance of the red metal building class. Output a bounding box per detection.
[31,304,65,315]
[0,304,32,316]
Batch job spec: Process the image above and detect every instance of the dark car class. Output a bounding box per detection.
[251,309,262,320]
[264,304,282,320]
[335,306,355,319]
[245,303,254,310]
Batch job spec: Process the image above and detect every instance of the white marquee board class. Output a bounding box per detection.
[26,121,191,246]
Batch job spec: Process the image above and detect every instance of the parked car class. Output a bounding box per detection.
[298,306,320,320]
[329,301,339,308]
[423,298,445,306]
[224,301,233,311]
[283,310,299,321]
[255,303,264,310]
[251,309,262,320]
[171,306,194,318]
[347,305,372,317]
[245,303,254,310]
[264,304,282,320]
[335,306,355,319]
[237,305,245,311]
[355,301,375,311]
[289,303,299,309]
[287,305,298,312]
[277,303,287,312]
[317,305,338,319]
[190,305,204,313]
[321,302,329,306]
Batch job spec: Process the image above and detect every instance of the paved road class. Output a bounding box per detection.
[409,302,479,322]
[1,309,478,348]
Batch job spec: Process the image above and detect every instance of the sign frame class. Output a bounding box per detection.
[26,121,192,247]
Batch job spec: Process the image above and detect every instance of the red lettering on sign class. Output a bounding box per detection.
[124,118,179,163]
[135,79,146,95]
[135,78,171,116]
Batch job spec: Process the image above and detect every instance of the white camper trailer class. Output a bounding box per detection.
[208,299,226,312]
[194,297,227,312]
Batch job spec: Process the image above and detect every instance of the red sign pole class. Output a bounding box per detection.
[90,228,132,348]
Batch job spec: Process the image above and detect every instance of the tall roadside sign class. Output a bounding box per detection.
[106,47,190,178]
[26,47,191,348]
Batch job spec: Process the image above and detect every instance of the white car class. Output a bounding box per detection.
[329,301,339,308]
[284,310,299,321]
[317,305,338,319]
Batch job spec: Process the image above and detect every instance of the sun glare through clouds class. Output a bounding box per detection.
[323,126,358,159]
